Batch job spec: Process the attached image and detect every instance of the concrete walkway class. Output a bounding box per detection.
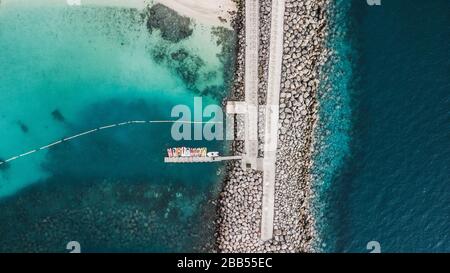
[261,0,286,241]
[243,0,260,169]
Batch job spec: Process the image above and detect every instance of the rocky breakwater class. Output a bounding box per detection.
[216,0,330,252]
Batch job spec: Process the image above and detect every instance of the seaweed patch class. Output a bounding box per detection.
[145,4,193,43]
[51,109,65,122]
[17,121,29,133]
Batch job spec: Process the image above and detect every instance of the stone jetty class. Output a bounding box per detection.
[216,0,331,252]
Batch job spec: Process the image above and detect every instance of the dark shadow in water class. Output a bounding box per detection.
[51,109,66,123]
[17,121,29,133]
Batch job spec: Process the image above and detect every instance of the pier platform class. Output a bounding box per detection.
[164,156,242,163]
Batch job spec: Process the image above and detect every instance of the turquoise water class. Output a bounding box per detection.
[0,4,234,252]
[315,0,450,252]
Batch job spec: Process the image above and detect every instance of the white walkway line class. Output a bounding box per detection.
[261,0,286,241]
[244,0,260,165]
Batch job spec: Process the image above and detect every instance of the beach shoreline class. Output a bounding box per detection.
[1,0,236,29]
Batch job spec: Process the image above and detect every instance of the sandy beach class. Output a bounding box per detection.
[1,0,236,28]
[155,0,236,28]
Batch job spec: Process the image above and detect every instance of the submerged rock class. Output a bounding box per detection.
[212,27,237,91]
[17,121,29,133]
[51,109,65,122]
[0,174,216,252]
[200,85,223,100]
[152,46,167,64]
[146,4,193,43]
[171,49,189,61]
[174,54,204,90]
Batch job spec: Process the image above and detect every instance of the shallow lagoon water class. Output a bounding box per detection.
[0,4,234,252]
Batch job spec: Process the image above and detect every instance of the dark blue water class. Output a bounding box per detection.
[319,0,450,252]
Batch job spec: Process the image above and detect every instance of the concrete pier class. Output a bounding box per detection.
[243,0,260,169]
[260,0,286,241]
[164,156,242,163]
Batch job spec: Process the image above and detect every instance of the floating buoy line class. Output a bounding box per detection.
[0,120,222,166]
